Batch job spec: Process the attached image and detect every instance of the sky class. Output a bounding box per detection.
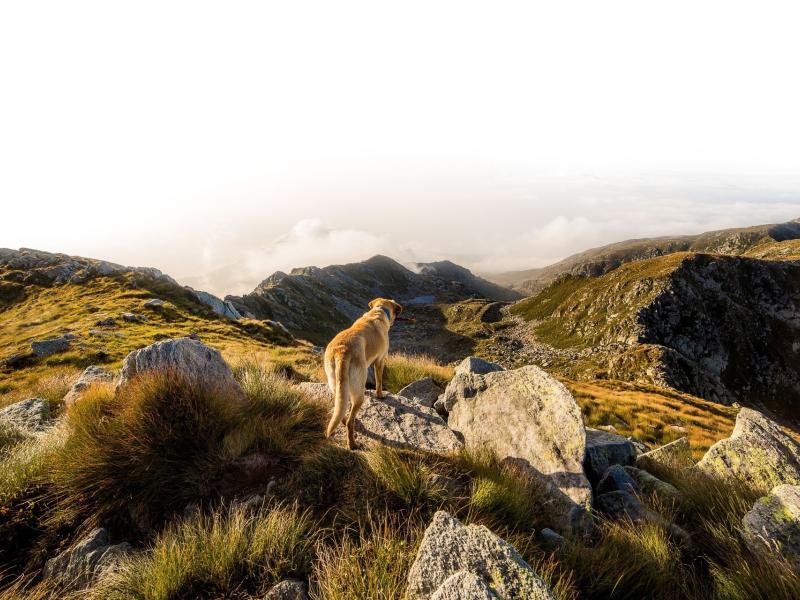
[1,1,799,296]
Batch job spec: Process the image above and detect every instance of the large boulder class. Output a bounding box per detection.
[406,511,555,600]
[63,366,116,406]
[435,357,504,414]
[583,428,637,485]
[636,437,694,470]
[696,408,800,492]
[118,337,245,402]
[31,335,71,357]
[445,365,591,526]
[398,377,443,408]
[297,383,462,454]
[741,484,800,569]
[0,397,50,432]
[42,528,130,590]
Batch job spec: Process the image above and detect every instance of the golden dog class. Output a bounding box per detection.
[324,298,403,449]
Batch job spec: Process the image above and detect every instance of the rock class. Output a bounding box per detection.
[406,511,555,600]
[298,383,462,454]
[594,490,648,521]
[143,298,164,308]
[398,377,443,408]
[696,408,800,492]
[30,335,71,357]
[189,288,243,320]
[455,356,505,376]
[431,571,498,600]
[596,464,639,496]
[741,484,800,569]
[537,528,566,551]
[264,580,309,600]
[637,437,694,470]
[0,397,49,432]
[94,316,117,327]
[121,312,147,323]
[583,428,637,485]
[42,528,131,590]
[63,366,115,406]
[445,365,591,528]
[118,337,245,402]
[623,466,681,501]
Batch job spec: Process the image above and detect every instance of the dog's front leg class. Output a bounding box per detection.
[373,356,386,399]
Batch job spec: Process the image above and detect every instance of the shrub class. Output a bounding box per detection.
[89,502,315,600]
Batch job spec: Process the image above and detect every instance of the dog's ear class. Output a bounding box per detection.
[368,298,380,309]
[392,301,403,315]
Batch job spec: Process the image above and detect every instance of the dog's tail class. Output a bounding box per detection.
[326,354,349,438]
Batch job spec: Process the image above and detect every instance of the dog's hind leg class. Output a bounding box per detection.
[373,355,387,399]
[345,361,368,450]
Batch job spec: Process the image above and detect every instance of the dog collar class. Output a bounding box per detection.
[380,306,392,322]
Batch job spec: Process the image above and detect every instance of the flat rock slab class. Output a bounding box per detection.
[398,377,443,408]
[297,383,462,454]
[445,365,591,519]
[697,408,800,492]
[31,335,71,357]
[406,511,555,600]
[0,397,50,432]
[742,484,800,569]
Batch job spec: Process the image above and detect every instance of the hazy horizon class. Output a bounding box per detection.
[2,2,799,296]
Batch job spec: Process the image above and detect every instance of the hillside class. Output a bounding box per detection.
[508,250,800,421]
[489,218,800,294]
[226,255,522,346]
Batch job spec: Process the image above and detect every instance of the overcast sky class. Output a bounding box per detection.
[2,1,799,296]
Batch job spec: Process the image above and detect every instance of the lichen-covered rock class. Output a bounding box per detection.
[445,365,591,527]
[42,528,130,590]
[398,377,442,408]
[406,511,555,600]
[624,466,681,501]
[431,571,498,600]
[435,358,504,414]
[696,408,800,492]
[63,365,115,406]
[596,464,639,496]
[0,397,50,432]
[637,437,694,470]
[583,428,637,485]
[741,484,800,569]
[118,337,245,402]
[30,335,71,357]
[264,579,309,600]
[297,383,462,454]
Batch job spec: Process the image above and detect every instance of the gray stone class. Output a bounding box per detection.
[264,580,309,600]
[42,528,130,590]
[190,288,243,320]
[94,316,117,327]
[398,377,443,408]
[406,511,555,600]
[594,490,648,521]
[583,428,637,485]
[537,528,566,551]
[741,484,800,569]
[623,466,681,501]
[596,464,639,496]
[696,408,800,492]
[0,397,49,432]
[637,437,694,470]
[298,383,462,454]
[118,337,245,403]
[435,359,505,415]
[121,312,147,323]
[455,356,505,376]
[30,335,71,357]
[445,365,591,529]
[431,571,498,600]
[143,298,164,308]
[63,366,115,406]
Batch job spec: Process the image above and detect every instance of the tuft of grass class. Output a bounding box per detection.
[0,424,67,505]
[88,503,316,600]
[0,422,31,457]
[364,446,448,511]
[383,353,453,393]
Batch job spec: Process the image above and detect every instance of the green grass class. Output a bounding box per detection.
[510,275,591,322]
[382,353,453,393]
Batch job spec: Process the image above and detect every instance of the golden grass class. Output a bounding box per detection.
[383,352,453,393]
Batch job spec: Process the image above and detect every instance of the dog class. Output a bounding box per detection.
[324,297,403,449]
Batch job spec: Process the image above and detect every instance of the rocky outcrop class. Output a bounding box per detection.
[445,365,591,528]
[42,528,130,590]
[189,288,243,320]
[636,437,694,470]
[398,377,443,408]
[741,484,800,569]
[696,408,800,492]
[406,511,555,600]
[583,428,637,485]
[0,397,49,431]
[435,357,504,414]
[298,383,462,454]
[118,337,245,402]
[31,334,72,357]
[63,366,115,406]
[455,356,505,376]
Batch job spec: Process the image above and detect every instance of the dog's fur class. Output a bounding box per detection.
[324,297,403,449]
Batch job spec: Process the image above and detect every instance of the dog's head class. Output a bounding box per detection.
[368,298,403,324]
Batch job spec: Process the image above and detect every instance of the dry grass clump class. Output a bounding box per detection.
[383,353,453,393]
